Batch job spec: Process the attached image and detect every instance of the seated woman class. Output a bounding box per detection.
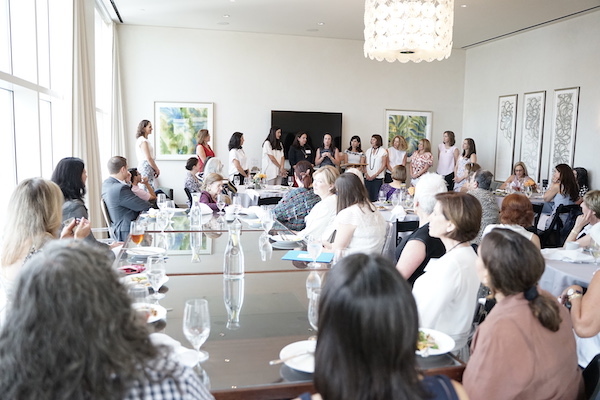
[203,157,236,194]
[51,157,115,246]
[574,167,590,201]
[184,157,203,199]
[395,173,447,286]
[329,173,386,255]
[297,166,339,241]
[464,229,583,399]
[499,161,536,191]
[483,193,541,248]
[564,190,600,247]
[272,161,320,231]
[301,253,468,400]
[129,168,157,203]
[539,163,579,230]
[379,165,406,200]
[412,192,481,352]
[0,240,214,399]
[1,178,90,299]
[199,173,225,212]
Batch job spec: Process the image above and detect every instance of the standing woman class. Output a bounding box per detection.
[288,131,313,171]
[228,132,249,184]
[272,161,320,231]
[385,135,408,183]
[464,229,583,399]
[262,126,287,185]
[315,133,341,168]
[437,131,459,190]
[343,135,365,172]
[135,120,160,188]
[408,138,433,187]
[412,192,481,352]
[196,129,215,173]
[364,134,388,202]
[453,138,477,192]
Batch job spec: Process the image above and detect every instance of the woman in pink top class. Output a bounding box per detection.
[437,131,459,190]
[196,129,215,172]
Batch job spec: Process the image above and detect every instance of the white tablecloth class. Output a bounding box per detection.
[236,185,289,207]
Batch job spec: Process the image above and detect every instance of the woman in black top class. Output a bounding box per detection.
[288,131,314,170]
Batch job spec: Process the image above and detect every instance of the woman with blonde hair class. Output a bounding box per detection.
[385,135,408,183]
[196,129,215,173]
[408,138,433,187]
[297,166,339,240]
[564,190,600,247]
[135,120,160,187]
[1,178,90,296]
[199,173,225,212]
[499,161,536,191]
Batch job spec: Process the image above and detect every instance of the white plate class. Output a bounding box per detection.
[132,303,167,323]
[126,246,167,258]
[416,328,455,356]
[165,207,187,214]
[270,234,303,243]
[241,218,262,228]
[279,340,316,373]
[121,273,150,287]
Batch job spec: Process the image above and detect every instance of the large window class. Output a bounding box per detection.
[95,6,113,178]
[0,0,72,231]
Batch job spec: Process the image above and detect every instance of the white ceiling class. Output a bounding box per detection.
[102,0,600,49]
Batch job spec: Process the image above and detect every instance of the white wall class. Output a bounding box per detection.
[463,10,600,187]
[118,26,466,204]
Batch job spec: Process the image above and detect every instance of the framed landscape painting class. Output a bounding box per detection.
[385,110,432,156]
[549,87,579,174]
[520,91,545,182]
[494,95,518,182]
[154,102,214,160]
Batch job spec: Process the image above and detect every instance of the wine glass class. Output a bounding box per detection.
[378,189,386,204]
[183,299,211,363]
[591,239,600,265]
[128,284,150,305]
[157,193,167,210]
[130,221,145,247]
[261,208,275,235]
[156,211,169,234]
[232,194,242,218]
[216,194,227,215]
[391,192,400,207]
[146,256,166,300]
[287,176,294,187]
[233,176,240,187]
[307,235,323,269]
[308,288,320,335]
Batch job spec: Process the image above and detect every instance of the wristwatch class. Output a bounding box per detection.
[567,288,583,301]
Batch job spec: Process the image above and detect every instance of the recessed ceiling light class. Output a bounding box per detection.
[461,4,467,7]
[217,22,230,25]
[317,22,324,26]
[223,14,230,18]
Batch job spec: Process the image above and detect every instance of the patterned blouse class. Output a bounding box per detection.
[410,151,433,178]
[272,188,321,231]
[184,172,202,195]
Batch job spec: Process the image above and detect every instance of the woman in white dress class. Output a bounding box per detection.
[385,135,407,183]
[453,138,477,192]
[412,192,482,352]
[135,120,160,188]
[228,131,249,184]
[261,126,287,185]
[329,173,386,255]
[437,130,459,190]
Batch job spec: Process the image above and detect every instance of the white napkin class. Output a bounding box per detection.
[197,203,213,215]
[541,248,595,263]
[248,205,265,220]
[590,224,600,245]
[150,332,200,367]
[390,205,407,221]
[245,189,259,202]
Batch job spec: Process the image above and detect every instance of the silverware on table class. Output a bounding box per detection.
[268,350,314,365]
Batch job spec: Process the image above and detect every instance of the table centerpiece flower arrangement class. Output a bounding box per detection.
[252,173,267,189]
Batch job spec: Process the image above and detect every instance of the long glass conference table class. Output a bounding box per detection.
[115,211,465,400]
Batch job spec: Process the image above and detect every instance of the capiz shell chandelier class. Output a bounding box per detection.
[364,0,454,63]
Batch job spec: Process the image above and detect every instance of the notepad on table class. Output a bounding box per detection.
[281,250,334,263]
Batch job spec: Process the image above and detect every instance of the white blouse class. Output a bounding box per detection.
[334,203,386,255]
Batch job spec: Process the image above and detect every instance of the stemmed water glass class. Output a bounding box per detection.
[591,239,600,265]
[130,221,145,247]
[232,194,242,219]
[307,235,323,269]
[391,192,401,207]
[378,190,387,204]
[233,176,241,188]
[261,208,275,236]
[183,299,211,363]
[287,176,294,187]
[216,194,227,215]
[147,256,166,300]
[157,193,167,210]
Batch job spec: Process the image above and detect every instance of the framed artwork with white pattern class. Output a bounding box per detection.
[494,94,518,182]
[549,87,579,174]
[519,91,546,182]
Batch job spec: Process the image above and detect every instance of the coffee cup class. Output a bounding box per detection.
[565,241,580,250]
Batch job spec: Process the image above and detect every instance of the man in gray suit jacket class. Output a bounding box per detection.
[102,156,151,241]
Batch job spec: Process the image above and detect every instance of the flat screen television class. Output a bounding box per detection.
[270,110,343,160]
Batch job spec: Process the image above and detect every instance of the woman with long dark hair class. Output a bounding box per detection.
[196,128,215,173]
[288,131,314,169]
[315,133,340,168]
[574,167,590,200]
[305,253,468,400]
[364,134,388,201]
[329,173,386,255]
[272,161,320,231]
[228,132,249,184]
[135,119,160,187]
[343,135,365,169]
[539,163,579,230]
[464,229,583,399]
[453,138,476,192]
[0,240,214,399]
[262,126,287,185]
